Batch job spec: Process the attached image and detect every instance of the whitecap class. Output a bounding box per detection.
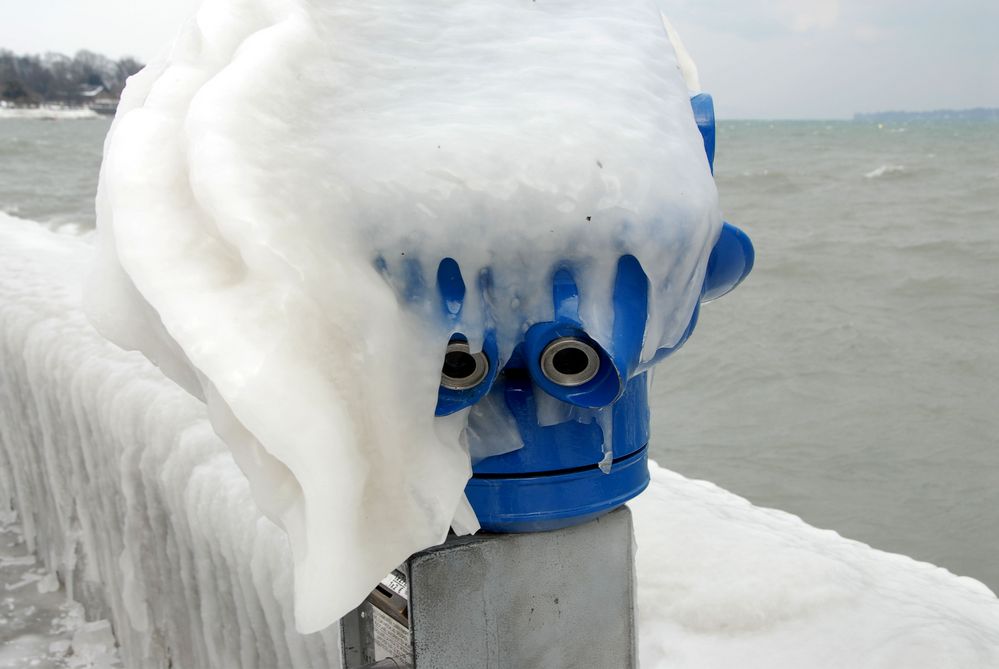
[864,164,906,179]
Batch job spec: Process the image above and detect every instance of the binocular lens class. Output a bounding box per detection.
[441,341,489,391]
[540,337,600,387]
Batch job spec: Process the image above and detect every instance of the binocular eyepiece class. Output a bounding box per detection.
[539,337,600,387]
[440,340,490,391]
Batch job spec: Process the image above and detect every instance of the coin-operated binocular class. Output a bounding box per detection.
[411,94,753,533]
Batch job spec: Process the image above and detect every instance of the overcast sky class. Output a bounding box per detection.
[2,0,997,119]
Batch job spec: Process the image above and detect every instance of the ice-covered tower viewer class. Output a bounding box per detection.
[86,0,749,633]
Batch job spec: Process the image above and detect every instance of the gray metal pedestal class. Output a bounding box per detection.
[342,506,637,669]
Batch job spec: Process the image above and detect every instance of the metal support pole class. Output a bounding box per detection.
[343,506,637,669]
[340,601,376,667]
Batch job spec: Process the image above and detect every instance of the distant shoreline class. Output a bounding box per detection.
[3,104,996,124]
[854,108,999,122]
[0,105,104,121]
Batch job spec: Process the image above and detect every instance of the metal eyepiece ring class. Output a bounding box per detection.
[539,337,600,387]
[441,340,490,391]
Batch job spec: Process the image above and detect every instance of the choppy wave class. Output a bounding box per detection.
[864,164,906,179]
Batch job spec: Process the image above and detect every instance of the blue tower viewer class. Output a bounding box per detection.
[430,93,754,532]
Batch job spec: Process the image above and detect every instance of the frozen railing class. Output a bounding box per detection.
[0,214,341,668]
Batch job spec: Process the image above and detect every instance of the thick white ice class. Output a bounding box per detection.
[632,464,999,669]
[3,215,999,665]
[88,0,718,631]
[0,214,340,667]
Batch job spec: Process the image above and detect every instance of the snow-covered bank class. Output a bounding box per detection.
[3,213,998,667]
[0,108,100,121]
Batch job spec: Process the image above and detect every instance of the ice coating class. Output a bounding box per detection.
[632,464,999,669]
[661,13,701,94]
[89,0,719,631]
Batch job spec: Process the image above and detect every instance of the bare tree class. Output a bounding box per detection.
[0,49,144,106]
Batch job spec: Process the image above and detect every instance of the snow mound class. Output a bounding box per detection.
[89,0,717,631]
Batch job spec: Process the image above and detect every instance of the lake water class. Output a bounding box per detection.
[0,118,108,230]
[1,116,997,593]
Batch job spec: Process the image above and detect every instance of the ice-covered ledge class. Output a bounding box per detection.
[2,213,998,668]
